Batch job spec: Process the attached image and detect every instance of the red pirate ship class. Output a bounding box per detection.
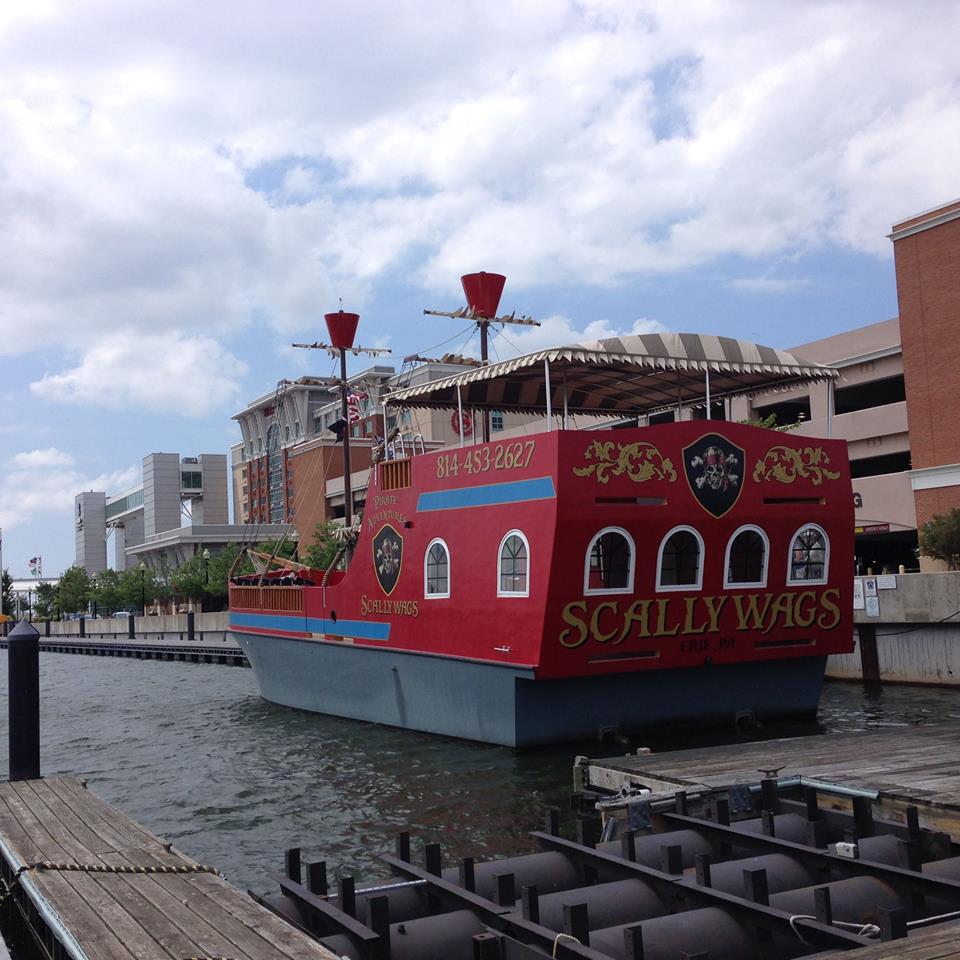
[229,276,852,746]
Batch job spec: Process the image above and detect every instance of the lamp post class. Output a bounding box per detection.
[202,548,210,613]
[138,561,146,616]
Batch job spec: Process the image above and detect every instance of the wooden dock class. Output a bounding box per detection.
[0,777,336,960]
[579,718,960,836]
[0,636,247,666]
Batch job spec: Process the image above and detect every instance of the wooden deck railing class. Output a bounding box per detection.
[229,585,304,613]
[379,457,412,490]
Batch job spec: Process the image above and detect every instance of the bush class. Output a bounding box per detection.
[920,508,960,570]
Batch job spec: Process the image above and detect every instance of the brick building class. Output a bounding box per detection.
[891,199,960,549]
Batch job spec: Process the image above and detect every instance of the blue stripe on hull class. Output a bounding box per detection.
[231,630,827,747]
[416,476,556,512]
[230,611,391,641]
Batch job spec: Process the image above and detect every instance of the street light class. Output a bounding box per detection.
[138,561,146,615]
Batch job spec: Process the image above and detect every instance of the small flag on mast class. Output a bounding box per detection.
[29,556,41,577]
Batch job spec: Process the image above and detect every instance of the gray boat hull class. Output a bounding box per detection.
[232,631,827,747]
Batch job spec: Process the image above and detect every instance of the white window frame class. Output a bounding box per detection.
[497,529,530,598]
[787,523,830,586]
[656,524,705,592]
[424,537,451,599]
[583,526,636,596]
[723,524,770,589]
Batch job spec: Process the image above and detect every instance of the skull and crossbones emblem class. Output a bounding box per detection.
[691,446,739,491]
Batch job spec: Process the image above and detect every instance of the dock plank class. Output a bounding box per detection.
[32,778,328,960]
[0,777,339,960]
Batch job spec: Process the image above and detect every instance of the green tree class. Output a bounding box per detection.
[91,568,126,614]
[206,545,241,599]
[1,569,12,616]
[58,565,92,614]
[171,553,207,602]
[738,413,801,431]
[302,522,341,570]
[118,566,157,612]
[34,581,59,620]
[920,508,960,570]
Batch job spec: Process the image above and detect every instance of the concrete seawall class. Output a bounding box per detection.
[827,571,960,686]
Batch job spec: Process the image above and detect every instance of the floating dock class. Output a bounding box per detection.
[247,723,960,959]
[576,718,960,836]
[0,777,335,960]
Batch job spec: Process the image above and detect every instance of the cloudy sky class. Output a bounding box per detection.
[2,0,958,577]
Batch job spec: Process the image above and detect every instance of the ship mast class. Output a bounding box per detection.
[293,310,389,532]
[424,273,540,442]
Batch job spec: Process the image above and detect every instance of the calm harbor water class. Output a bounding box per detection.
[1,653,959,895]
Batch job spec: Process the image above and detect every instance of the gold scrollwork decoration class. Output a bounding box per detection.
[573,440,677,485]
[752,445,841,486]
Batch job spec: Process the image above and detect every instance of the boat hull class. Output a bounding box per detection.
[232,631,827,747]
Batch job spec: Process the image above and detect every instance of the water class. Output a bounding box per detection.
[1,653,958,895]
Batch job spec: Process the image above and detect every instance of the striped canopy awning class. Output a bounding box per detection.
[385,332,838,416]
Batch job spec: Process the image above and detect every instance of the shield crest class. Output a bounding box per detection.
[683,433,745,518]
[373,523,403,596]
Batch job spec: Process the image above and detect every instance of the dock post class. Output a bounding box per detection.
[187,611,195,643]
[128,613,135,640]
[44,619,50,637]
[858,625,881,684]
[8,620,40,782]
[79,616,86,638]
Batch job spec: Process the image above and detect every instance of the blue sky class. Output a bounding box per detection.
[1,0,957,577]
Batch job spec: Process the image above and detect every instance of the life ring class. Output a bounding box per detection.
[451,410,473,436]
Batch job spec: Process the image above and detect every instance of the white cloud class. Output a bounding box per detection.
[0,0,956,370]
[11,448,75,469]
[29,330,247,415]
[0,457,139,533]
[491,314,670,359]
[728,277,811,294]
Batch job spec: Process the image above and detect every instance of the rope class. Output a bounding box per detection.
[0,860,221,905]
[552,932,582,957]
[788,914,880,943]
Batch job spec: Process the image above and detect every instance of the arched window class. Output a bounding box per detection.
[724,525,769,588]
[424,538,450,598]
[657,526,704,591]
[498,531,529,597]
[788,525,829,584]
[584,527,635,595]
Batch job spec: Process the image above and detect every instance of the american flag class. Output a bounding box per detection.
[29,556,41,577]
[346,389,368,424]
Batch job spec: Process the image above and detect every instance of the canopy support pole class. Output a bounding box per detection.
[705,367,711,420]
[562,371,569,429]
[457,386,465,448]
[827,380,833,438]
[544,359,552,431]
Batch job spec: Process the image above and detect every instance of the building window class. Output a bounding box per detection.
[788,525,829,584]
[498,531,529,596]
[267,424,284,523]
[491,412,504,432]
[295,421,302,437]
[584,527,635,595]
[724,526,768,588]
[657,526,704,591]
[425,539,450,598]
